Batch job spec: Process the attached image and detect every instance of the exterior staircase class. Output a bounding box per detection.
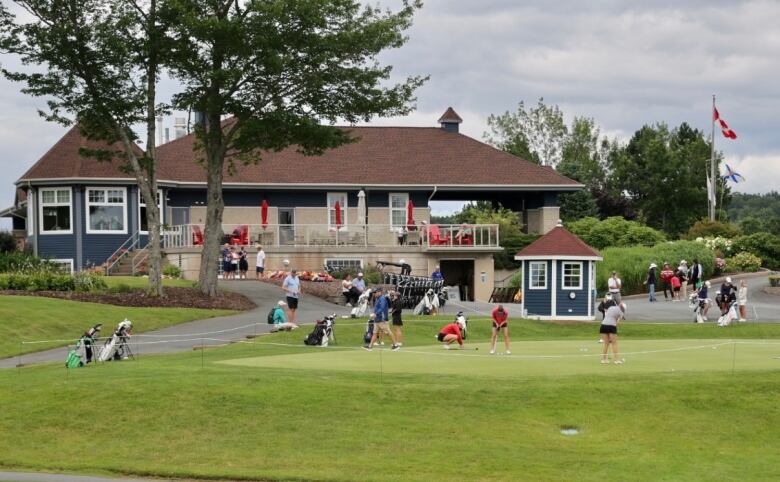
[106,248,148,276]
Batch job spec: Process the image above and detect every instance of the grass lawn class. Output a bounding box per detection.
[1,319,779,481]
[101,276,197,289]
[0,296,236,358]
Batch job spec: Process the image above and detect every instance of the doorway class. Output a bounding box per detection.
[279,208,295,245]
[439,259,475,302]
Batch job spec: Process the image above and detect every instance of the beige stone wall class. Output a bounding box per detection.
[539,207,560,234]
[526,208,542,234]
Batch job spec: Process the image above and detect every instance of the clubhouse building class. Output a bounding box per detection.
[2,108,582,302]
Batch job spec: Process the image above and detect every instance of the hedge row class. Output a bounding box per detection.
[596,241,715,296]
[0,272,107,292]
[0,251,58,273]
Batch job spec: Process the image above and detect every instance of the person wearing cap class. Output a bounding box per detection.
[697,280,712,321]
[282,269,302,324]
[607,271,622,304]
[677,260,689,300]
[600,302,626,364]
[490,305,510,355]
[363,287,400,351]
[719,277,737,314]
[390,290,404,346]
[597,293,617,321]
[645,263,658,302]
[270,300,299,332]
[351,272,366,296]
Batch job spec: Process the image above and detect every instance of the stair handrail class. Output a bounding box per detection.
[104,231,140,275]
[494,267,522,288]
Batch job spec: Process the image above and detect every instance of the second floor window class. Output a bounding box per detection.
[389,193,408,228]
[327,192,347,229]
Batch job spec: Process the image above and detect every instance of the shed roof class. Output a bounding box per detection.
[515,225,602,260]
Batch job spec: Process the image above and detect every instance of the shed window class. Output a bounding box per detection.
[529,261,547,289]
[562,262,582,289]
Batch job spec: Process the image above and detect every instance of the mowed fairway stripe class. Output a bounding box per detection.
[218,339,780,378]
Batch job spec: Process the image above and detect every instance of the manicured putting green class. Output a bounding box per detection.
[220,339,780,377]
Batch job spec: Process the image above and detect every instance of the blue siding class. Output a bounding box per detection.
[38,235,77,262]
[167,188,429,208]
[523,260,551,316]
[79,188,134,268]
[555,261,589,317]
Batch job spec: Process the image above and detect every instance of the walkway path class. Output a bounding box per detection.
[0,280,349,368]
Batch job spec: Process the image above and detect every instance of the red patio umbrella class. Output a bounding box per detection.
[261,199,269,229]
[406,199,415,228]
[334,200,342,228]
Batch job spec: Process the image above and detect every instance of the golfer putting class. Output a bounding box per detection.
[490,305,510,355]
[600,302,626,364]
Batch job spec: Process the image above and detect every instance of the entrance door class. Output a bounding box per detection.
[279,208,295,245]
[440,259,475,302]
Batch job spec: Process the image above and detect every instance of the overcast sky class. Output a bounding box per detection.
[2,0,779,225]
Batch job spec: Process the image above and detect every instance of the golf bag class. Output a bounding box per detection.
[351,288,373,318]
[717,300,739,327]
[363,318,374,344]
[65,323,102,368]
[98,319,133,362]
[455,311,468,340]
[304,314,336,346]
[689,293,709,323]
[413,289,440,315]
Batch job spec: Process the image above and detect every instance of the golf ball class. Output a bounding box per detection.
[475,347,479,350]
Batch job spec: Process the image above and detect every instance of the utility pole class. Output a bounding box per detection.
[710,94,716,221]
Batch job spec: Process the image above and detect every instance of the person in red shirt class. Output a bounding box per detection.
[491,305,510,355]
[436,321,464,349]
[660,263,675,301]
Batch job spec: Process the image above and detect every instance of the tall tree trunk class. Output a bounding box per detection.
[198,147,225,297]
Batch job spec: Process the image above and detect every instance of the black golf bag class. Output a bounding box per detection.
[304,314,335,346]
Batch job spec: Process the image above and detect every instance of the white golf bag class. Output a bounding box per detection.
[351,288,373,318]
[98,319,133,362]
[717,301,738,327]
[455,311,468,339]
[304,314,335,346]
[689,293,709,324]
[413,289,439,315]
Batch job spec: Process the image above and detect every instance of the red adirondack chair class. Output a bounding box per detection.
[192,225,204,245]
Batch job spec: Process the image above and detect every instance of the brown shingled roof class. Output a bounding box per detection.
[156,126,581,187]
[18,126,141,182]
[515,226,602,259]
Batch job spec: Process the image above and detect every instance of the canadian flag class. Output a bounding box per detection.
[713,107,738,140]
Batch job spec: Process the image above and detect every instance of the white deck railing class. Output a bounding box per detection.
[162,223,500,249]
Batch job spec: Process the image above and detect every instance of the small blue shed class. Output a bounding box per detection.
[514,222,602,320]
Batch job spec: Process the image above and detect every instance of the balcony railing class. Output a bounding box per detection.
[162,223,500,250]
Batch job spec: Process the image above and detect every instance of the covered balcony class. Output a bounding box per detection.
[162,223,501,251]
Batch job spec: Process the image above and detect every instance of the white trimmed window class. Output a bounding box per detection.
[87,187,127,234]
[138,189,163,234]
[39,187,72,234]
[52,259,74,274]
[327,192,347,230]
[389,193,408,229]
[325,258,363,272]
[562,261,583,289]
[529,261,547,289]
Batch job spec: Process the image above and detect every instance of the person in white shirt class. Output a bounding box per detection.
[255,245,266,279]
[737,280,748,322]
[607,271,622,304]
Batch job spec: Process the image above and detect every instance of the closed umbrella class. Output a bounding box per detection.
[406,199,415,228]
[261,199,269,229]
[334,200,342,228]
[356,190,366,226]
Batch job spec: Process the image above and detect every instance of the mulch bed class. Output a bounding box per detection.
[0,287,256,310]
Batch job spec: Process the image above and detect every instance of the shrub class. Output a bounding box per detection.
[732,232,780,270]
[508,270,522,289]
[362,265,382,285]
[597,240,715,295]
[0,231,16,252]
[686,219,742,239]
[769,275,780,288]
[726,252,762,273]
[694,236,734,257]
[162,264,182,278]
[0,251,57,273]
[109,283,133,294]
[73,271,108,292]
[0,272,76,291]
[567,216,665,250]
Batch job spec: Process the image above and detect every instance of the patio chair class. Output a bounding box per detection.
[192,225,204,245]
[230,225,249,245]
[428,225,450,246]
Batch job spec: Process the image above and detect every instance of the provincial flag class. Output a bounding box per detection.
[722,164,745,183]
[713,107,738,140]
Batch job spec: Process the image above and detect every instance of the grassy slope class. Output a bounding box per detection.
[0,296,236,358]
[1,321,779,481]
[101,276,196,289]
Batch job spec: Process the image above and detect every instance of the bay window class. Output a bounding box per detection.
[87,187,127,234]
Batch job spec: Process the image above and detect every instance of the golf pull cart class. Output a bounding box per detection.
[98,319,134,362]
[65,323,103,368]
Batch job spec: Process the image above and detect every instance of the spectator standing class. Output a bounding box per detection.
[255,245,266,279]
[677,260,689,300]
[671,272,681,300]
[600,303,626,364]
[431,265,444,281]
[660,263,675,301]
[645,263,657,302]
[396,225,407,245]
[222,243,232,279]
[690,259,704,290]
[238,246,248,279]
[363,288,400,351]
[697,281,712,321]
[607,272,622,304]
[230,246,240,279]
[282,269,301,324]
[270,300,298,332]
[719,277,736,313]
[390,291,404,346]
[490,305,510,355]
[737,280,748,322]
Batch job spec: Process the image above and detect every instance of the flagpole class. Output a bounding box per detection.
[710,94,716,221]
